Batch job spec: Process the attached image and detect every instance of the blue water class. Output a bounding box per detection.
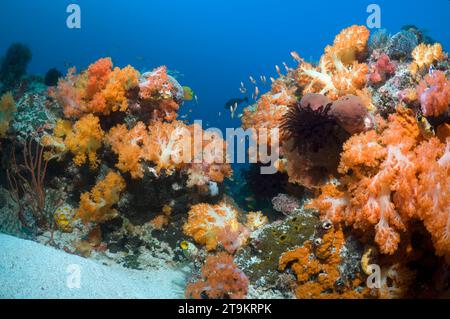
[1,0,449,133]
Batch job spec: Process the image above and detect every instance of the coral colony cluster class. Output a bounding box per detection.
[0,25,449,299]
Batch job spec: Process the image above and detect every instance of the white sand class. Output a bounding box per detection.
[0,233,186,299]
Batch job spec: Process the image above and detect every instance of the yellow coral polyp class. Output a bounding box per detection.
[76,171,126,223]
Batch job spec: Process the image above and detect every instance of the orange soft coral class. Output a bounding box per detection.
[324,25,370,65]
[55,58,139,118]
[43,115,105,168]
[0,92,16,138]
[107,120,232,183]
[76,171,126,223]
[416,70,450,117]
[410,43,444,75]
[138,66,181,122]
[297,55,368,100]
[183,201,249,252]
[310,108,450,259]
[64,114,105,169]
[310,108,421,254]
[145,120,192,173]
[295,26,370,100]
[186,252,249,299]
[279,226,369,299]
[415,138,450,261]
[107,122,150,179]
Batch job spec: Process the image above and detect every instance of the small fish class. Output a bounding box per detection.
[194,95,198,105]
[180,114,188,119]
[239,86,247,94]
[270,77,276,83]
[282,62,290,72]
[290,51,303,63]
[240,81,245,88]
[429,64,436,75]
[275,65,282,76]
[253,86,260,100]
[249,76,257,84]
[418,114,434,137]
[225,97,249,109]
[230,102,238,119]
[218,112,222,117]
[260,75,267,85]
[245,196,255,202]
[180,241,189,250]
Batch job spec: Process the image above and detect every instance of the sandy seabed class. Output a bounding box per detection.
[0,233,185,299]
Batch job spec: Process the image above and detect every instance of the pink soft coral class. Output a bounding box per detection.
[186,252,249,299]
[416,70,450,117]
[369,53,396,84]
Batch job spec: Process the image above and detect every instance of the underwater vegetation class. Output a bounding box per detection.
[0,24,449,299]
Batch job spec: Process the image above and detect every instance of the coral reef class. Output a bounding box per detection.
[310,108,450,260]
[1,23,449,300]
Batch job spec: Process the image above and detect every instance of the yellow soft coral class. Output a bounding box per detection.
[410,43,444,75]
[324,25,370,65]
[100,65,140,114]
[65,114,105,169]
[183,201,248,251]
[107,122,150,178]
[76,171,126,223]
[0,92,16,138]
[41,119,72,161]
[55,58,140,118]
